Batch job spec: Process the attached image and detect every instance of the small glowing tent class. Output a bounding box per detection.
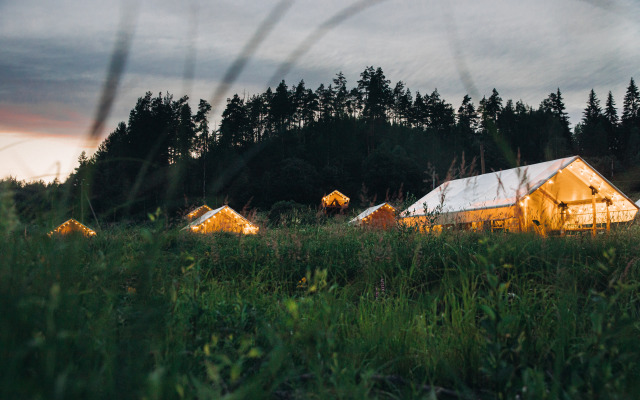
[401,156,638,235]
[186,205,213,221]
[350,203,397,229]
[322,190,350,213]
[183,205,259,235]
[48,219,97,237]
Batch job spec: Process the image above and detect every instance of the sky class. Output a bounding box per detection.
[1,0,639,182]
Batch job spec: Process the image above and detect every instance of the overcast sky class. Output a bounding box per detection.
[1,0,639,182]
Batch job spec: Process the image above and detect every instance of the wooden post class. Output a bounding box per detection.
[606,199,611,233]
[591,186,597,237]
[559,202,567,236]
[522,198,528,232]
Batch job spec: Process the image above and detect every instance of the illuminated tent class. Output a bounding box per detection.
[321,190,350,213]
[186,205,212,221]
[48,219,97,237]
[401,156,638,235]
[183,205,259,235]
[350,203,397,229]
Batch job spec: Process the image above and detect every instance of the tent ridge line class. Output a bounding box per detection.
[521,155,578,198]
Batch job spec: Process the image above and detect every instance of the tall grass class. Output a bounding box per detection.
[2,222,640,398]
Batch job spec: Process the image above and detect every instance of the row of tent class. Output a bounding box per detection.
[49,156,640,237]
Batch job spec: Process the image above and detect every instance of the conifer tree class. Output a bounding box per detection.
[622,77,639,126]
[604,91,620,157]
[218,94,249,148]
[333,72,348,119]
[583,89,602,124]
[457,95,477,133]
[576,89,607,157]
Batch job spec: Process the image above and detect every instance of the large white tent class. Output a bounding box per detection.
[401,156,638,234]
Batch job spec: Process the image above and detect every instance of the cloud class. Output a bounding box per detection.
[0,103,91,137]
[1,0,639,150]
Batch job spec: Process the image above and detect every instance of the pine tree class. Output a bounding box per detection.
[412,91,427,129]
[485,89,503,122]
[604,91,620,157]
[576,89,607,157]
[457,95,477,133]
[604,91,619,126]
[622,77,639,126]
[218,94,249,148]
[621,78,640,163]
[358,66,391,124]
[392,81,406,125]
[583,89,602,125]
[333,72,348,119]
[427,89,455,133]
[270,80,293,132]
[194,99,212,156]
[173,96,195,163]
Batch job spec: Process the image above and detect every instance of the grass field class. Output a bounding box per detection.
[2,219,640,399]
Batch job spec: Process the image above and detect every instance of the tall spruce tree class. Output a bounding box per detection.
[622,78,640,163]
[218,94,249,148]
[604,91,620,157]
[622,78,639,126]
[333,72,349,119]
[576,89,607,157]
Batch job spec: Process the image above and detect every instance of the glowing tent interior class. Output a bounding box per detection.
[48,219,97,237]
[183,205,259,235]
[321,190,350,212]
[186,205,213,221]
[401,156,638,235]
[350,203,397,229]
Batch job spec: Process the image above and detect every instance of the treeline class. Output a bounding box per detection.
[5,67,640,223]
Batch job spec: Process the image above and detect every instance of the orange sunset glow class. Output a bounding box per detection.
[0,104,98,182]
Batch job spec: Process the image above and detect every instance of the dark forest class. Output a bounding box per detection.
[5,67,640,225]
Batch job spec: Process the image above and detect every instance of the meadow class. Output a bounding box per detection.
[2,218,640,399]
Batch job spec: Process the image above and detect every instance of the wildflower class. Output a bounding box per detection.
[296,276,307,289]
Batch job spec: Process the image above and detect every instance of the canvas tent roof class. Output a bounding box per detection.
[48,218,97,237]
[350,203,396,225]
[183,205,259,234]
[186,204,212,220]
[403,156,638,224]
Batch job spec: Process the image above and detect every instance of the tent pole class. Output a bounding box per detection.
[591,187,597,237]
[606,200,611,233]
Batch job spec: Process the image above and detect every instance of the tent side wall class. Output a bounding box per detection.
[400,205,520,232]
[190,208,259,235]
[362,208,396,229]
[197,211,245,234]
[322,191,350,208]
